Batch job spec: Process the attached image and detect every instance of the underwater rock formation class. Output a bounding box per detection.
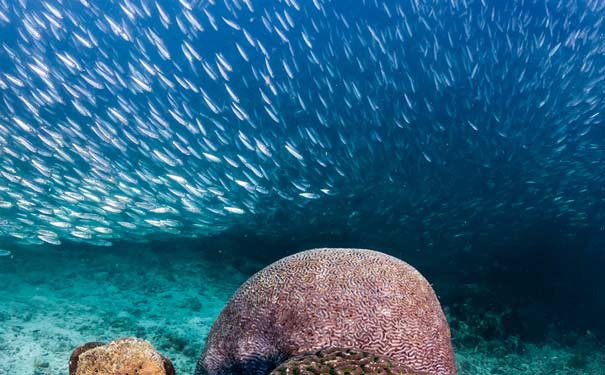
[196,248,455,375]
[69,337,175,375]
[269,347,430,375]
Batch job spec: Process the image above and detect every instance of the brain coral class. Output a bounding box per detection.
[196,248,455,375]
[269,347,431,375]
[69,337,175,375]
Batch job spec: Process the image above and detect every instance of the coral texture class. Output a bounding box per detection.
[196,248,455,375]
[269,347,430,375]
[69,337,175,375]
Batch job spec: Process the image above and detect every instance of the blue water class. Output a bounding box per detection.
[0,0,604,373]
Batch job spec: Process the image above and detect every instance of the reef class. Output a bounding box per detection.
[197,248,455,375]
[69,337,175,375]
[270,347,430,375]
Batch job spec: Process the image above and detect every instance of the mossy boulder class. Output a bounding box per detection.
[69,337,175,375]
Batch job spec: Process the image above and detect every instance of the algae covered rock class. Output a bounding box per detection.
[270,348,431,375]
[69,337,175,375]
[197,248,455,375]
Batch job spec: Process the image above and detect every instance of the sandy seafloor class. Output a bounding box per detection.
[0,244,603,375]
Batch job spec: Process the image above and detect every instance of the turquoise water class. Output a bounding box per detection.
[1,241,604,374]
[0,243,248,374]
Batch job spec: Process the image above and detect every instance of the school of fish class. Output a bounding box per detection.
[0,0,603,248]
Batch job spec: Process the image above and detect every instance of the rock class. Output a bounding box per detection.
[69,337,175,375]
[34,357,50,368]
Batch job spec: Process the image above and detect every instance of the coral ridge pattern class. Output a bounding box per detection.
[197,248,455,375]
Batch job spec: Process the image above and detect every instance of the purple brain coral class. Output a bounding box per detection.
[196,248,456,375]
